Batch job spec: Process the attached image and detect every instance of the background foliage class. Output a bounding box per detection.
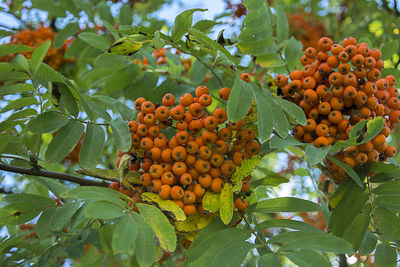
[0,0,400,266]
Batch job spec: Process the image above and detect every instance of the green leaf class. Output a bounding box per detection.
[84,200,124,220]
[275,5,289,42]
[36,206,56,239]
[359,230,377,255]
[14,54,30,72]
[45,119,84,162]
[305,145,331,165]
[110,119,132,152]
[42,203,80,233]
[36,177,68,197]
[265,95,289,138]
[210,242,256,267]
[375,244,397,267]
[0,29,17,38]
[269,134,304,148]
[255,197,320,213]
[328,178,368,236]
[30,40,51,75]
[258,254,281,267]
[141,192,186,221]
[57,83,79,117]
[227,76,253,122]
[257,53,286,68]
[137,203,177,253]
[4,108,36,122]
[150,31,165,49]
[381,41,399,61]
[78,32,111,51]
[286,249,331,267]
[202,191,220,213]
[0,44,33,57]
[93,53,125,68]
[269,231,354,254]
[171,9,207,42]
[0,202,45,225]
[3,193,55,208]
[251,175,289,187]
[184,228,251,267]
[61,186,130,208]
[112,214,138,254]
[375,196,400,210]
[187,28,235,62]
[79,124,105,168]
[255,219,323,233]
[370,169,400,183]
[91,96,135,121]
[0,83,35,96]
[231,155,261,193]
[372,207,400,241]
[275,97,306,126]
[54,22,80,50]
[131,212,157,266]
[343,203,372,251]
[373,180,400,195]
[76,168,140,184]
[220,183,233,225]
[284,37,303,63]
[254,90,273,142]
[193,20,220,33]
[103,64,139,92]
[27,111,69,133]
[97,2,114,25]
[119,4,133,25]
[0,71,29,81]
[326,155,363,188]
[1,97,37,113]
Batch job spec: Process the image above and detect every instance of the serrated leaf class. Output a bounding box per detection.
[1,97,37,113]
[275,97,306,125]
[284,37,303,62]
[193,20,220,33]
[30,40,51,75]
[54,22,80,50]
[79,124,105,168]
[219,183,233,225]
[381,41,399,60]
[375,196,400,210]
[372,207,400,241]
[265,94,289,138]
[375,244,397,267]
[373,180,400,195]
[171,9,207,42]
[84,200,124,219]
[137,203,177,253]
[255,219,323,233]
[49,202,80,232]
[110,119,132,152]
[175,212,218,234]
[3,193,55,207]
[112,214,138,254]
[275,5,289,42]
[119,4,133,25]
[14,54,29,72]
[269,134,304,148]
[255,197,320,213]
[326,155,363,188]
[131,212,156,266]
[328,178,368,236]
[210,241,256,267]
[45,119,84,162]
[0,44,33,57]
[359,230,377,255]
[0,83,35,96]
[141,192,186,221]
[104,64,139,92]
[61,186,130,208]
[231,155,261,193]
[184,228,251,266]
[286,249,331,267]
[305,145,331,165]
[27,111,69,133]
[343,203,372,251]
[150,31,165,49]
[78,32,111,50]
[202,191,220,213]
[254,90,273,142]
[258,254,281,267]
[227,76,253,122]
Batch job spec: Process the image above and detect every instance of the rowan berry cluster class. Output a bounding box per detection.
[275,37,399,181]
[111,77,259,216]
[0,26,73,70]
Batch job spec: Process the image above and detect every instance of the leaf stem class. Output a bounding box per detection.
[241,214,274,253]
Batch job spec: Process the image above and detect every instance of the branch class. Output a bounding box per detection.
[0,163,109,187]
[241,214,274,253]
[0,187,13,194]
[381,0,400,17]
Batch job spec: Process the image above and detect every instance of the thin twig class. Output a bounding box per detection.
[0,163,109,187]
[241,214,274,253]
[362,164,375,209]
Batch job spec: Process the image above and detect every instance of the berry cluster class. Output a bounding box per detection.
[0,26,73,70]
[111,80,259,216]
[275,37,399,181]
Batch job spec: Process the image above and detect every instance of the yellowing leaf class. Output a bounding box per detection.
[220,183,233,225]
[231,155,261,193]
[202,191,220,213]
[175,212,217,233]
[142,192,186,221]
